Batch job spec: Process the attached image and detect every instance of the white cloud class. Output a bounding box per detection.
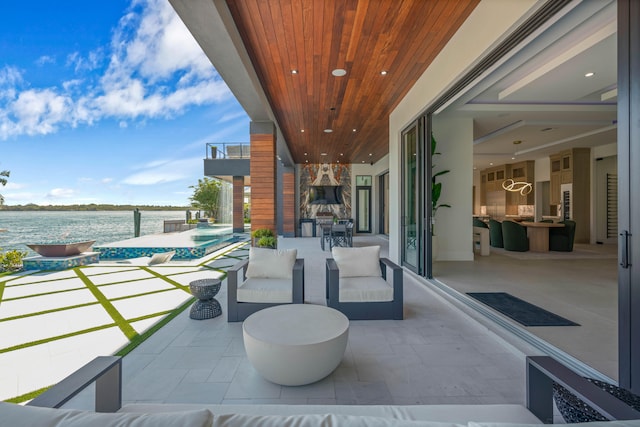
[101,178,113,184]
[0,0,234,140]
[4,182,25,190]
[122,156,200,185]
[47,188,75,198]
[36,56,56,66]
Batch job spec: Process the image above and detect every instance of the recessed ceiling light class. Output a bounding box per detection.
[585,72,595,77]
[304,152,307,156]
[512,157,516,160]
[369,153,373,156]
[321,153,327,156]
[305,160,308,163]
[362,160,365,163]
[300,129,305,133]
[352,128,357,132]
[340,153,343,156]
[291,69,298,74]
[332,68,347,77]
[513,140,522,145]
[324,129,333,133]
[337,160,340,163]
[380,70,388,75]
[489,162,494,166]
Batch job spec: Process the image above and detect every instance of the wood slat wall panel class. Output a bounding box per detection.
[226,0,479,165]
[282,171,295,235]
[250,132,276,233]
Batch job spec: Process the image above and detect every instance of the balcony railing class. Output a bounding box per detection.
[206,143,250,159]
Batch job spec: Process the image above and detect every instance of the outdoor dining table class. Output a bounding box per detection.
[319,223,353,250]
[521,221,565,253]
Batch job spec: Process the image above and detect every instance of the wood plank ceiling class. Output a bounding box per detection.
[226,0,479,165]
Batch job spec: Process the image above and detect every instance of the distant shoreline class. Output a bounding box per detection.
[0,204,189,212]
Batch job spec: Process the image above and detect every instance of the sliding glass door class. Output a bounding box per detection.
[401,122,423,273]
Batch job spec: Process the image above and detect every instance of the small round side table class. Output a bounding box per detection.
[189,278,222,320]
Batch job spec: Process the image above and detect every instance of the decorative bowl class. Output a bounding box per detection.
[27,240,96,257]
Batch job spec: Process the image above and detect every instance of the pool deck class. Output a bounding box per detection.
[1,233,538,415]
[95,228,239,260]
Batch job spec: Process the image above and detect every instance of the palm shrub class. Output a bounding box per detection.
[0,248,28,272]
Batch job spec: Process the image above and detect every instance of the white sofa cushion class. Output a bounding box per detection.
[332,245,382,278]
[245,248,297,279]
[0,402,213,427]
[339,276,393,302]
[237,278,292,303]
[212,413,464,427]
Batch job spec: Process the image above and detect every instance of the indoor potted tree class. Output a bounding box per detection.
[431,133,450,259]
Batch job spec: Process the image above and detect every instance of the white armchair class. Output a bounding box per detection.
[227,247,304,322]
[326,246,403,320]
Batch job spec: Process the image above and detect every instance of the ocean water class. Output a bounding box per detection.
[0,210,188,255]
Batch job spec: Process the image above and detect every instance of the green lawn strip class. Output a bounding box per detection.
[108,287,182,302]
[0,280,4,302]
[115,297,195,357]
[0,321,120,354]
[0,301,101,323]
[1,285,90,302]
[3,297,195,404]
[3,273,80,287]
[74,268,138,341]
[139,266,192,292]
[5,385,52,404]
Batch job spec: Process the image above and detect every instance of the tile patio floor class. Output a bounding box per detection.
[63,235,537,409]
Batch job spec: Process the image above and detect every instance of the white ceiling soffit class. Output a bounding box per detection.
[498,21,616,102]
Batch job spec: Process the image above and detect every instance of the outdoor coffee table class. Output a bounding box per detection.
[189,278,222,320]
[242,304,349,386]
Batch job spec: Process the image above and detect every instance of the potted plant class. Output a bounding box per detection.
[251,228,275,247]
[431,133,451,236]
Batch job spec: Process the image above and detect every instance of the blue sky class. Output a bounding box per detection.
[0,0,249,206]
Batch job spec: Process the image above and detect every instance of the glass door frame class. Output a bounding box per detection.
[355,186,372,233]
[400,119,425,274]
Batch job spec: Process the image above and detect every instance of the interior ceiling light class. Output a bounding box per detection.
[489,162,494,166]
[300,129,305,132]
[291,69,298,74]
[324,129,333,133]
[512,157,516,160]
[352,129,357,132]
[380,70,388,75]
[369,153,373,156]
[304,152,307,156]
[321,152,327,156]
[512,140,522,145]
[585,71,595,77]
[332,68,347,77]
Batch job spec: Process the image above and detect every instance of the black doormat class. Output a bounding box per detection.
[467,292,580,327]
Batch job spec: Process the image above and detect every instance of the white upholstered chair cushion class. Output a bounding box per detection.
[245,247,297,279]
[0,402,213,427]
[237,278,293,303]
[339,277,393,302]
[332,246,382,278]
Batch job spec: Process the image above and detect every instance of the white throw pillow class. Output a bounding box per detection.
[148,251,176,265]
[332,246,382,278]
[245,247,297,279]
[0,402,213,427]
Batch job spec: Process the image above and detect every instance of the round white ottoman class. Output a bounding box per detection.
[242,304,349,386]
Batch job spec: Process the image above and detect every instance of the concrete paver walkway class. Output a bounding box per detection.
[0,240,249,401]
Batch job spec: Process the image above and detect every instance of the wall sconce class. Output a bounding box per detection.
[502,179,532,195]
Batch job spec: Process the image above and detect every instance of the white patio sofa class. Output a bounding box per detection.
[2,356,639,426]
